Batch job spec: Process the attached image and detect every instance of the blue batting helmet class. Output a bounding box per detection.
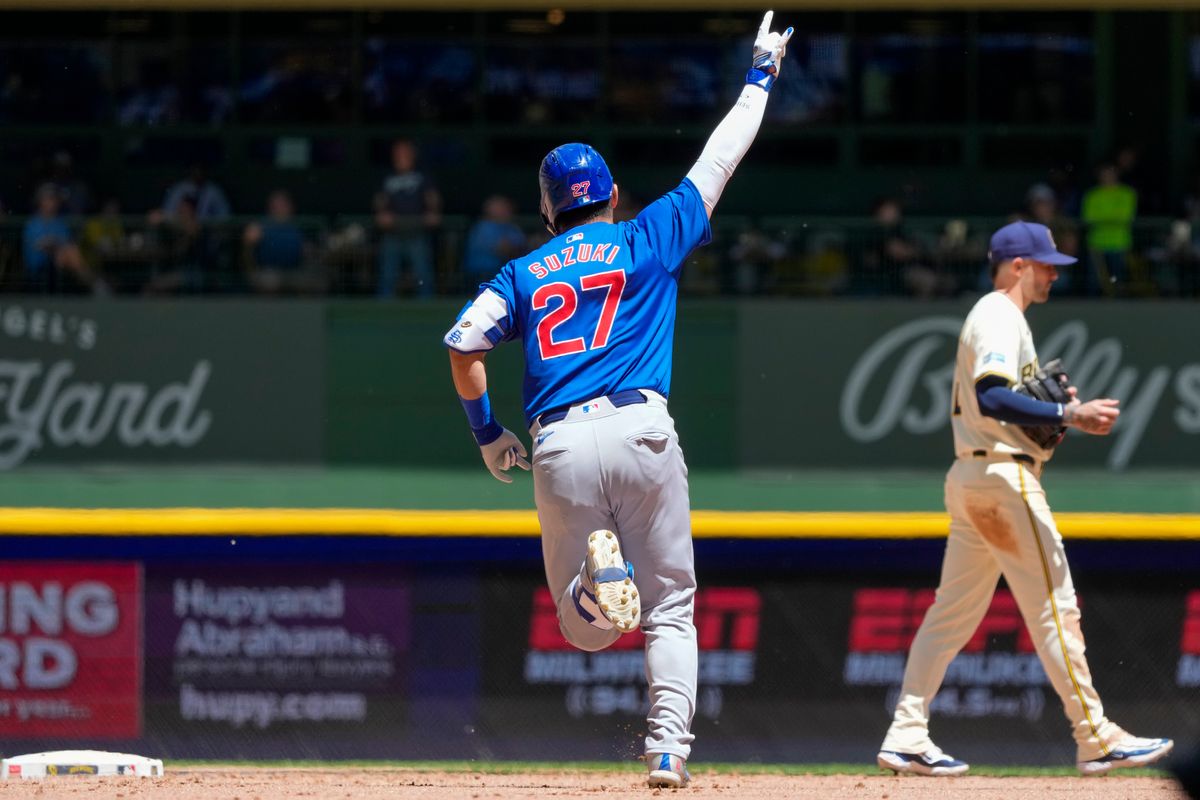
[538,143,614,233]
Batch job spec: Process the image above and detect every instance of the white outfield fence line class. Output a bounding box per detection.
[0,508,1196,540]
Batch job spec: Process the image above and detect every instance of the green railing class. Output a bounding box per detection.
[1,214,1196,297]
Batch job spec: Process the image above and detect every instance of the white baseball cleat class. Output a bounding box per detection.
[647,753,690,789]
[877,745,970,776]
[586,529,640,633]
[1077,736,1174,775]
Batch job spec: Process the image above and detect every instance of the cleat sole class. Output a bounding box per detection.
[586,530,640,632]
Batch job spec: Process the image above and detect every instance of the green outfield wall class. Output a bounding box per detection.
[2,298,1197,472]
[0,300,326,468]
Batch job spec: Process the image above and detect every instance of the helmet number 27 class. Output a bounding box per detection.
[532,269,626,360]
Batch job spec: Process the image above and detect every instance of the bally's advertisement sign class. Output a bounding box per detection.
[0,300,323,468]
[738,301,1200,469]
[0,562,142,739]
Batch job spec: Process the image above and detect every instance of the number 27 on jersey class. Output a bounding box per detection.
[533,269,626,360]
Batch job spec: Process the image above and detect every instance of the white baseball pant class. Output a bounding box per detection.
[530,390,697,760]
[882,457,1127,762]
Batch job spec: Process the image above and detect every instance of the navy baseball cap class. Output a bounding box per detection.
[988,221,1077,266]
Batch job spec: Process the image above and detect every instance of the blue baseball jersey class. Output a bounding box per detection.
[444,179,711,425]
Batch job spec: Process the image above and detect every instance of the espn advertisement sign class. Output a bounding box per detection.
[522,586,759,721]
[0,562,141,739]
[478,578,767,759]
[1176,590,1200,688]
[844,588,1050,722]
[477,569,1193,762]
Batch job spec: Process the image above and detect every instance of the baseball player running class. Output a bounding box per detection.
[444,12,793,788]
[876,221,1173,776]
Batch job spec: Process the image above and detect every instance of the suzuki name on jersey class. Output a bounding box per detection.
[529,243,621,280]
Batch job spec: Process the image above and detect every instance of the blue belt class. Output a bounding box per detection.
[538,389,648,426]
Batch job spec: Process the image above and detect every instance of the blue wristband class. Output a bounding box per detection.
[460,393,504,446]
[746,67,776,92]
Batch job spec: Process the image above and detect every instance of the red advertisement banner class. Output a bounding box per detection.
[0,562,142,739]
[518,586,761,720]
[1182,591,1200,655]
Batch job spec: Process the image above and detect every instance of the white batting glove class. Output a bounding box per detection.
[479,427,531,484]
[748,10,794,91]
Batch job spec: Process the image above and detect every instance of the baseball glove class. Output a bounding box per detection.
[1014,358,1071,449]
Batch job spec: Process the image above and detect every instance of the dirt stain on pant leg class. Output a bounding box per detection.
[1061,606,1094,684]
[965,499,1017,553]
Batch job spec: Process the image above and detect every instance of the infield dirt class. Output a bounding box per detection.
[0,767,1187,799]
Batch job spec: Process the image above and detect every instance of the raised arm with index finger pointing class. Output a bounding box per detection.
[686,10,794,218]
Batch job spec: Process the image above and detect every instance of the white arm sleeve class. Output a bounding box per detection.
[443,289,511,353]
[685,84,769,216]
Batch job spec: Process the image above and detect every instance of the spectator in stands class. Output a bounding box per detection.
[1166,172,1200,296]
[144,194,216,294]
[1047,165,1082,218]
[1081,162,1137,296]
[1183,170,1200,225]
[375,138,441,298]
[796,228,850,297]
[462,195,525,290]
[860,197,951,298]
[157,164,232,222]
[21,183,102,293]
[1115,144,1163,214]
[118,56,181,126]
[141,165,231,293]
[1156,219,1198,297]
[932,218,986,295]
[80,197,128,288]
[81,198,125,257]
[243,189,323,294]
[854,198,900,295]
[47,151,92,215]
[727,226,786,295]
[1025,182,1080,294]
